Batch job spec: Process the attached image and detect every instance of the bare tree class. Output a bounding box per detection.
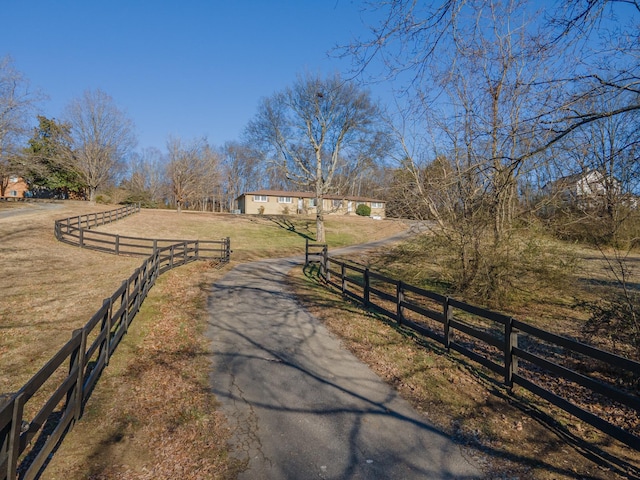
[125,147,167,206]
[246,73,388,242]
[220,141,263,212]
[346,0,639,157]
[0,56,40,196]
[166,137,219,213]
[64,89,136,202]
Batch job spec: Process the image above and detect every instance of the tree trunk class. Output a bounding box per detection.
[316,209,325,243]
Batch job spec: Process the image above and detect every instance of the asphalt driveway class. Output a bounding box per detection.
[206,237,482,479]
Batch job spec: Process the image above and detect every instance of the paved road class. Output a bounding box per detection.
[0,201,63,219]
[207,237,481,480]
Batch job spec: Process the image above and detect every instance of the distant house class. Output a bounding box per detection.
[542,170,620,203]
[235,190,386,218]
[1,176,28,199]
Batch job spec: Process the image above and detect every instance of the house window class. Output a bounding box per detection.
[371,202,383,209]
[332,199,343,208]
[278,197,292,203]
[10,190,17,197]
[308,198,317,207]
[9,176,18,183]
[253,195,268,202]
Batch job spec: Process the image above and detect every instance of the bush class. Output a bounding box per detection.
[356,204,371,216]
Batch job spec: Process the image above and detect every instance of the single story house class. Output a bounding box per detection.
[235,190,386,218]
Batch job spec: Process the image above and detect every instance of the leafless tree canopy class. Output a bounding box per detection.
[0,56,41,195]
[166,137,220,213]
[64,89,136,202]
[245,73,389,241]
[342,0,639,303]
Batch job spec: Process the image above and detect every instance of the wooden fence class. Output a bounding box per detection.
[1,206,231,480]
[305,241,640,452]
[54,205,231,262]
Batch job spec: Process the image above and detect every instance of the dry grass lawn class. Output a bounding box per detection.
[0,203,406,478]
[289,264,640,479]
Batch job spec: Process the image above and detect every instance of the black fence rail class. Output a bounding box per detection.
[305,242,640,452]
[54,205,230,262]
[1,207,231,480]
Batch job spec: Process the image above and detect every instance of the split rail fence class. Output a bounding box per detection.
[1,205,231,480]
[306,240,640,452]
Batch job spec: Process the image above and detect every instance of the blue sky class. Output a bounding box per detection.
[1,1,384,152]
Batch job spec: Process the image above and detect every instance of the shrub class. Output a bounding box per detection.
[258,205,265,215]
[356,204,371,216]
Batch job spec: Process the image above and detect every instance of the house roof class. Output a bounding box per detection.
[542,170,619,192]
[238,190,385,203]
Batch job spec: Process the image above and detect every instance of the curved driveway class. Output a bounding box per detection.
[206,233,482,479]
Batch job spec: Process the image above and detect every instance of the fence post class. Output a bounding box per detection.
[305,239,309,266]
[364,267,370,307]
[134,268,141,314]
[443,297,452,351]
[183,241,188,265]
[79,228,84,248]
[102,298,113,366]
[115,234,120,255]
[225,237,231,262]
[6,392,24,479]
[341,263,346,294]
[323,245,330,282]
[68,328,86,421]
[195,240,200,260]
[122,280,130,330]
[170,245,175,269]
[397,280,404,325]
[505,318,518,389]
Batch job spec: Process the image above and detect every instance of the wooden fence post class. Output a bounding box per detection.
[397,281,404,325]
[183,241,188,264]
[195,240,200,260]
[443,296,452,351]
[102,298,113,366]
[79,228,84,248]
[305,239,309,266]
[115,235,120,255]
[122,280,130,330]
[134,268,141,315]
[364,268,370,307]
[69,328,86,421]
[323,245,330,282]
[6,392,24,479]
[505,318,518,389]
[341,263,346,294]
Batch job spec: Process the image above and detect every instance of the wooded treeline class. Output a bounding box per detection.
[0,1,638,235]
